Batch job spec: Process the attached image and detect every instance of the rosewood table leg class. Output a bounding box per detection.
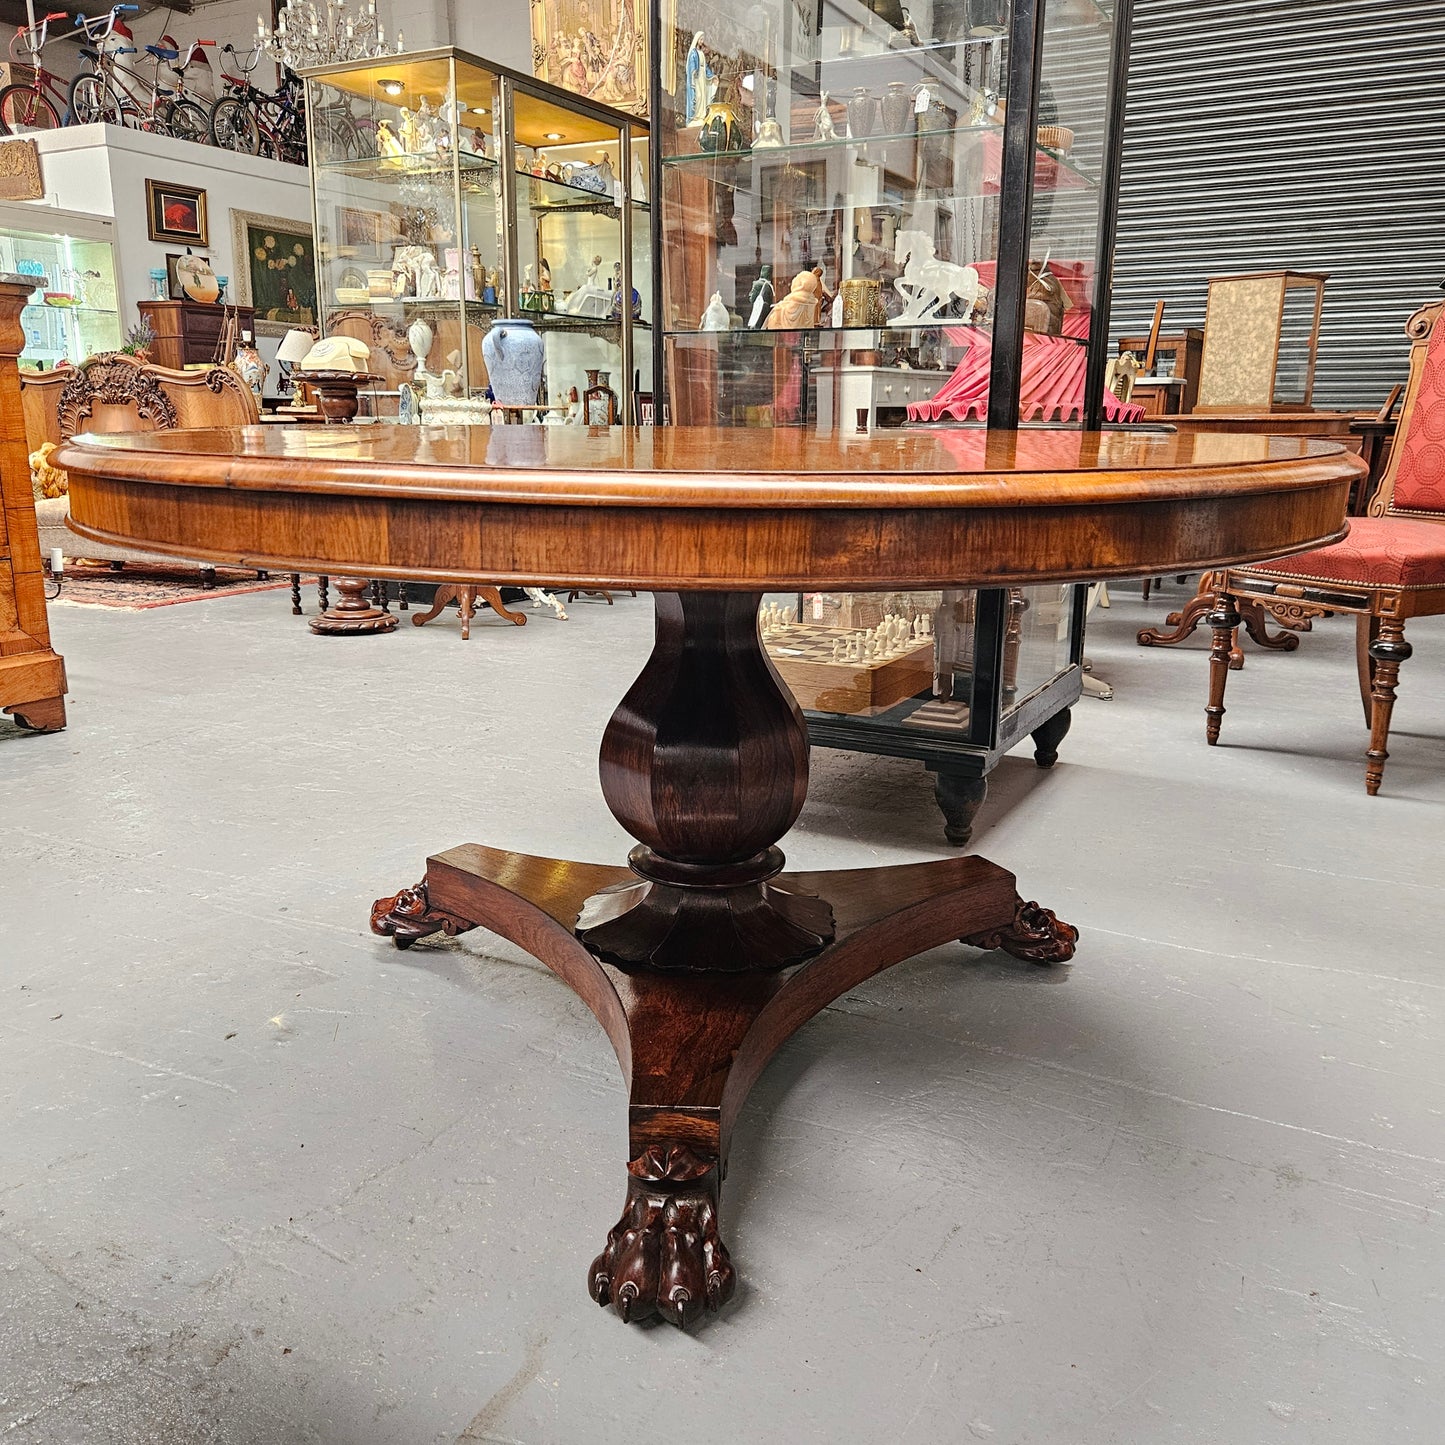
[369,591,1079,1328]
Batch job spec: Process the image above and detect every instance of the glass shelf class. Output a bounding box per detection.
[315,151,497,178]
[663,130,1095,195]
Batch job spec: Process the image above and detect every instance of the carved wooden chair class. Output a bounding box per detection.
[1202,299,1445,793]
[22,353,260,582]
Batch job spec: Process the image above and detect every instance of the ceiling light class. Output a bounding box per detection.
[544,131,564,141]
[377,78,404,97]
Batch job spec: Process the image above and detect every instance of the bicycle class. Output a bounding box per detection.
[210,44,307,164]
[0,11,76,134]
[67,6,211,143]
[66,6,142,128]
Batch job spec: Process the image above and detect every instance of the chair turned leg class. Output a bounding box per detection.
[1365,617,1411,796]
[1205,591,1241,746]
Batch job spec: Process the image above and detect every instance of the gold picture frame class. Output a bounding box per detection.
[230,208,318,338]
[530,0,648,117]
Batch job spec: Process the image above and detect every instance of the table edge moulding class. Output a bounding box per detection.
[57,424,1362,1331]
[0,273,66,734]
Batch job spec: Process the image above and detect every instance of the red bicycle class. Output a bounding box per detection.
[0,10,77,133]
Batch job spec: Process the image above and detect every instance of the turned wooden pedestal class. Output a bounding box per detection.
[371,591,1075,1326]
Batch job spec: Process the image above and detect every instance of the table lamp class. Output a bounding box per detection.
[276,328,316,401]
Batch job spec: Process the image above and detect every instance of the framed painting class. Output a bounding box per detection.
[335,205,400,253]
[230,209,317,337]
[531,0,648,117]
[146,179,208,246]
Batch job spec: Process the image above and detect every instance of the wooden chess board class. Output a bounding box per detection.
[764,624,934,716]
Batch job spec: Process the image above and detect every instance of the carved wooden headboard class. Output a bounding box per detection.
[21,353,260,451]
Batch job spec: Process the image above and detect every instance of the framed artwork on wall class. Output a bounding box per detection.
[530,0,648,117]
[230,209,318,337]
[146,179,209,246]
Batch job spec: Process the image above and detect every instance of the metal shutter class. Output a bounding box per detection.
[1110,0,1445,410]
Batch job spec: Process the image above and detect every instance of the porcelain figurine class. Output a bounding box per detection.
[813,93,837,141]
[481,317,545,406]
[375,118,403,157]
[398,106,421,154]
[564,255,609,317]
[684,32,715,126]
[700,293,730,331]
[414,251,442,300]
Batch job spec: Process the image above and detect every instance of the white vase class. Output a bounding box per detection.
[407,318,434,368]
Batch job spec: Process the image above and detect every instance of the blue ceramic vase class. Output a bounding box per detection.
[482,317,545,406]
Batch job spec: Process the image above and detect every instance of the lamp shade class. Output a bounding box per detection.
[276,329,317,364]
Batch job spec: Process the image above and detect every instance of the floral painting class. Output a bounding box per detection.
[230,210,317,337]
[531,0,647,116]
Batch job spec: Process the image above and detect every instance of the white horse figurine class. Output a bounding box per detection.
[893,231,982,323]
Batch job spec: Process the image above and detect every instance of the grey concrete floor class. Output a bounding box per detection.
[2,579,1443,1445]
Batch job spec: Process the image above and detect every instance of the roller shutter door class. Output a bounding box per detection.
[1110,0,1445,410]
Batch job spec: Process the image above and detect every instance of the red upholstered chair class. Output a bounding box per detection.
[1203,298,1445,794]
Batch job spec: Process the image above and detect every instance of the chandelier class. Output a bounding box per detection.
[257,0,404,71]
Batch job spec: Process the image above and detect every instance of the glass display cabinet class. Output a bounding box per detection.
[303,48,650,421]
[651,0,1133,842]
[0,222,119,370]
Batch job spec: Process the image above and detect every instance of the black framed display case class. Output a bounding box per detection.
[649,0,1134,843]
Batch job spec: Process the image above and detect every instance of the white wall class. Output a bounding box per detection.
[384,0,533,71]
[21,124,312,369]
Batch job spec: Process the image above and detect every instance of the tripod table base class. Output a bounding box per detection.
[371,842,1076,1327]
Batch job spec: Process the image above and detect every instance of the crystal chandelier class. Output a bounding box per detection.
[257,0,404,71]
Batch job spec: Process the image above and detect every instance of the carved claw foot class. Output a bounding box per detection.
[962,896,1079,964]
[589,1144,736,1328]
[369,881,475,949]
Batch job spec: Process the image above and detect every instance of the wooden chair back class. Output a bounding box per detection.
[20,353,259,451]
[1367,299,1445,519]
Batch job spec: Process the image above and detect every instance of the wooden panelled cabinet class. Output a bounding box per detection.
[136,300,256,371]
[0,274,66,732]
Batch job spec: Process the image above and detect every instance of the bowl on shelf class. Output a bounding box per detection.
[1036,124,1075,153]
[43,292,76,308]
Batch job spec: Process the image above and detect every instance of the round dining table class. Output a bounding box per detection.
[58,423,1361,1330]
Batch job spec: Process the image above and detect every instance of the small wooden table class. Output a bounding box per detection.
[58,425,1358,1330]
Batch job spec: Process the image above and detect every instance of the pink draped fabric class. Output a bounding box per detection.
[907,260,1145,425]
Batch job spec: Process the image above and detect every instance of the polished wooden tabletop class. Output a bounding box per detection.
[58,424,1362,591]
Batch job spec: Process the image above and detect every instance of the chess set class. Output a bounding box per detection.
[760,605,936,716]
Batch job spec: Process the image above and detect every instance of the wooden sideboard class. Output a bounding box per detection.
[137,300,256,370]
[0,274,66,732]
